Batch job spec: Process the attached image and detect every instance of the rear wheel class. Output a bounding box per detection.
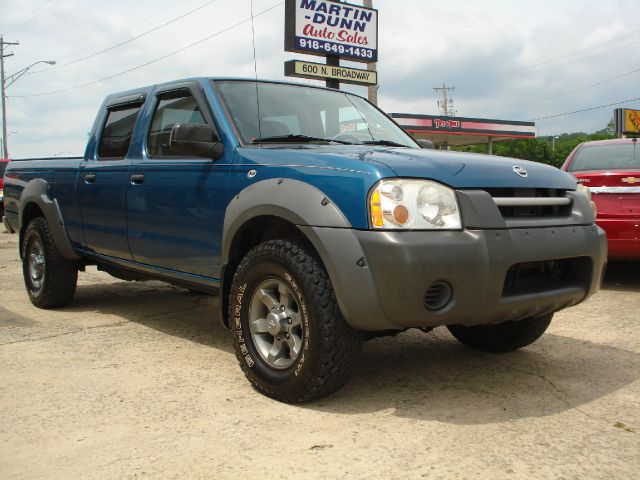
[22,217,78,308]
[229,240,362,403]
[447,313,553,353]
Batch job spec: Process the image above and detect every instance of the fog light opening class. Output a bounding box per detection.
[424,281,453,311]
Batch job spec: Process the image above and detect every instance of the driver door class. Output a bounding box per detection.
[126,84,231,280]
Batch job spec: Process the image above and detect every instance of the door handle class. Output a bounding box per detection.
[84,174,96,184]
[130,174,145,185]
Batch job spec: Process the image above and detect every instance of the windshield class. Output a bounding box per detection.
[216,81,418,148]
[569,142,639,172]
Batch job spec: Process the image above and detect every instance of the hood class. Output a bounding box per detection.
[240,145,577,190]
[366,148,577,190]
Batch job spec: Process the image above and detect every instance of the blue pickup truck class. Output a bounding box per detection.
[2,78,606,402]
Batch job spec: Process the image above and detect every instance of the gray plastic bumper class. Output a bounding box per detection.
[304,224,606,331]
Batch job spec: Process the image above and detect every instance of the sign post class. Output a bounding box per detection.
[284,0,378,91]
[325,55,340,89]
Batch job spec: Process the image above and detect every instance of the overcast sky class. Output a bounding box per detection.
[1,0,639,158]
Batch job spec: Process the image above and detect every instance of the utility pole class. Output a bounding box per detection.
[433,82,456,116]
[1,36,19,159]
[363,0,377,105]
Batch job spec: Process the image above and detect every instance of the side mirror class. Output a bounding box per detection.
[416,139,434,149]
[170,123,224,160]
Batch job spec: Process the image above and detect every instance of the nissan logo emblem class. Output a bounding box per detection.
[513,166,528,178]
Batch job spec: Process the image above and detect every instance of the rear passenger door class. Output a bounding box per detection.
[126,84,231,280]
[79,95,144,259]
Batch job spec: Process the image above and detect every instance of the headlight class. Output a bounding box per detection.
[369,179,462,229]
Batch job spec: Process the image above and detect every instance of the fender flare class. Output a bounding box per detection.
[19,179,80,261]
[221,178,351,265]
[218,178,396,331]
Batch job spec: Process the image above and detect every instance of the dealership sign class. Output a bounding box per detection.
[285,60,377,86]
[615,108,640,136]
[285,0,378,63]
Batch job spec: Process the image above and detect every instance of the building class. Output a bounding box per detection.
[391,113,536,154]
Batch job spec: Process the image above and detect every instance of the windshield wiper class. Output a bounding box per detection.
[362,140,409,147]
[252,134,354,145]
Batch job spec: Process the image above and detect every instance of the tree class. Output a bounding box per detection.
[452,123,616,167]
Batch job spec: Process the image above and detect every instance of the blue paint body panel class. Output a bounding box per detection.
[2,77,578,287]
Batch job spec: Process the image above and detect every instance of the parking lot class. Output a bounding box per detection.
[0,228,638,479]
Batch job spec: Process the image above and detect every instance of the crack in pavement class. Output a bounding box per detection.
[0,301,211,347]
[488,354,636,429]
[136,303,208,321]
[0,320,130,346]
[460,341,632,429]
[430,329,622,424]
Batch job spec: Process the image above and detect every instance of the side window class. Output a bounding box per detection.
[98,104,142,159]
[147,90,206,157]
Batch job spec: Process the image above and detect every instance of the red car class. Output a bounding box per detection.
[0,158,9,219]
[562,138,640,260]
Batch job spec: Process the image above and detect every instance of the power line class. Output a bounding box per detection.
[524,66,640,105]
[20,0,112,42]
[466,65,640,115]
[25,0,221,75]
[6,0,63,32]
[501,27,640,76]
[10,2,285,99]
[51,0,184,65]
[524,38,640,75]
[530,96,640,121]
[483,36,640,87]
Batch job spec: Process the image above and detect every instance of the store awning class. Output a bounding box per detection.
[391,113,536,146]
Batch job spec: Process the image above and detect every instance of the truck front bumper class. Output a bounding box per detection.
[303,224,607,331]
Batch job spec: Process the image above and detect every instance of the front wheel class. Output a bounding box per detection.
[447,313,553,353]
[229,240,362,403]
[22,217,78,308]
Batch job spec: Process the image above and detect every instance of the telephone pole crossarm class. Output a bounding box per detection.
[433,82,456,117]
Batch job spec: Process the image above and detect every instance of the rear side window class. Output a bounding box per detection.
[98,104,142,159]
[569,143,639,172]
[0,162,7,177]
[147,91,206,157]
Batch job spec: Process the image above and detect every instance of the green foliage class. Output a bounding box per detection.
[452,124,616,167]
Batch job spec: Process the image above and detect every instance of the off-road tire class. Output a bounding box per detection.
[229,240,362,403]
[447,313,553,353]
[22,217,78,308]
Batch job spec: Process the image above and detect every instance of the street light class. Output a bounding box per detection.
[5,60,56,88]
[552,135,560,152]
[1,59,56,158]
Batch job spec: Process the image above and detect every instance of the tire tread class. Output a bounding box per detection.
[447,313,553,353]
[22,217,78,308]
[230,240,362,403]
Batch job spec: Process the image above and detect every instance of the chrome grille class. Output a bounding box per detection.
[484,188,572,219]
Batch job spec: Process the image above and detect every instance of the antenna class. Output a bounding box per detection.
[250,0,262,144]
